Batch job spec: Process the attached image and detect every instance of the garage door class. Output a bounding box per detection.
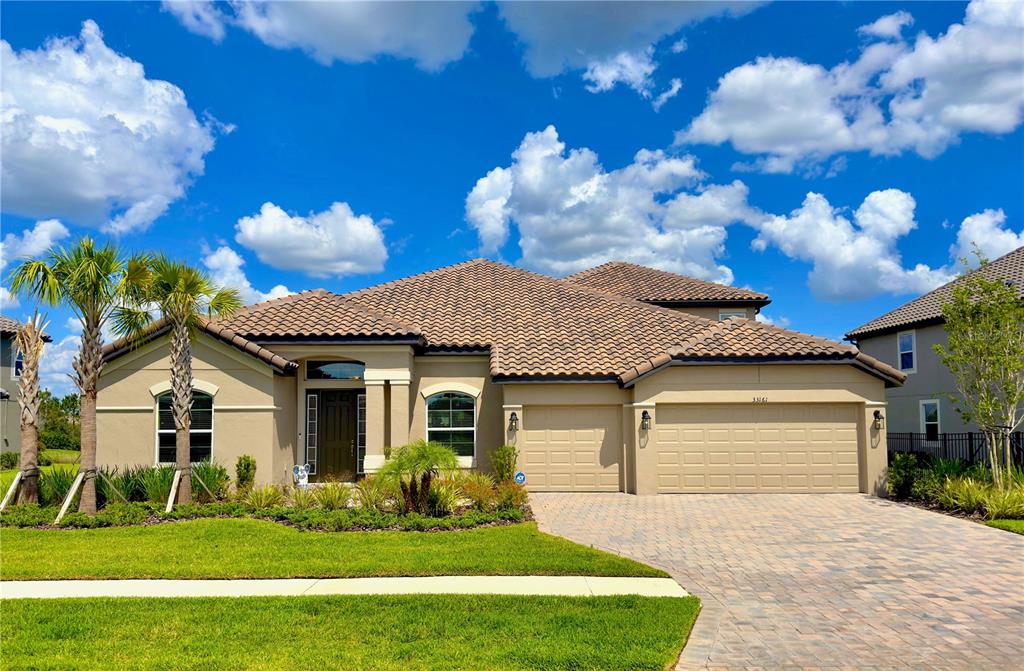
[521,405,621,491]
[654,404,860,493]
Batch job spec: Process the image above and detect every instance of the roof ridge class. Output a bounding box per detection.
[231,289,330,317]
[326,293,422,335]
[564,260,770,302]
[342,258,491,299]
[667,316,737,356]
[742,316,856,352]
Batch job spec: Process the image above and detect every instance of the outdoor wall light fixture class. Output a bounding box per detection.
[508,411,519,431]
[641,410,652,431]
[873,410,885,430]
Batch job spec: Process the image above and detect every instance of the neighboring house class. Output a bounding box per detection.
[1,315,52,455]
[98,259,903,495]
[846,246,1024,442]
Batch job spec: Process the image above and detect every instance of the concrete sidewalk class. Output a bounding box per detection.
[1,576,688,600]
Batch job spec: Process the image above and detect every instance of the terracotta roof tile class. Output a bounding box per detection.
[0,314,53,342]
[566,261,770,305]
[846,246,1024,339]
[217,289,420,339]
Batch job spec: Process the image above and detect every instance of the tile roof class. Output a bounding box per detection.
[565,261,770,305]
[846,246,1024,339]
[1,314,53,342]
[216,289,420,340]
[103,318,298,374]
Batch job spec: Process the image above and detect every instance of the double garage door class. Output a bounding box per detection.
[521,403,860,493]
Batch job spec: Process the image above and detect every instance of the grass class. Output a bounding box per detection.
[986,519,1024,534]
[0,518,665,580]
[2,594,699,671]
[0,463,77,496]
[42,448,80,464]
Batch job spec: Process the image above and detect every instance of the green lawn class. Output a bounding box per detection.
[0,462,77,494]
[2,594,699,671]
[986,519,1024,535]
[41,448,81,464]
[1,518,665,579]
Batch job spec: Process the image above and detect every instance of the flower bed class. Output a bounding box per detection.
[887,453,1024,521]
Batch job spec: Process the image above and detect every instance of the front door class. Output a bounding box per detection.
[319,390,358,481]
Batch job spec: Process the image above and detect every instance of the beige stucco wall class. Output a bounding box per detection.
[97,333,283,486]
[410,356,503,472]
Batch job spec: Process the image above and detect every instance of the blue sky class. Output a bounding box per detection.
[2,1,1022,394]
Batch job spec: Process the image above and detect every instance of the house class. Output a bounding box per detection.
[98,259,903,495]
[1,315,52,455]
[846,246,1023,442]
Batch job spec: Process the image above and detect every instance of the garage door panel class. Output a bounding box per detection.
[656,404,860,493]
[521,405,621,492]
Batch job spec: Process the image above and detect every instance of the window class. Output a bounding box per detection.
[719,310,747,320]
[426,392,475,458]
[920,400,940,441]
[306,360,365,380]
[13,350,24,378]
[357,393,366,474]
[157,391,213,463]
[897,331,916,372]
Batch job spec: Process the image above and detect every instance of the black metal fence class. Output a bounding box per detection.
[888,431,1024,465]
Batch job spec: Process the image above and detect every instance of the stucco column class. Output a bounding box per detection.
[363,380,386,472]
[632,403,657,495]
[503,404,523,476]
[861,402,888,496]
[389,381,410,450]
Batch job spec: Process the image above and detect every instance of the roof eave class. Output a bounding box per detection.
[845,316,945,342]
[645,298,771,309]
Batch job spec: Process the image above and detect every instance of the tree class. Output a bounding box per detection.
[39,390,81,452]
[10,238,151,513]
[116,256,241,505]
[934,255,1024,489]
[378,440,459,514]
[14,312,47,504]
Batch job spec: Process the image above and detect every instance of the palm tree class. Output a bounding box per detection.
[14,312,47,505]
[117,257,241,504]
[10,238,151,514]
[378,440,459,514]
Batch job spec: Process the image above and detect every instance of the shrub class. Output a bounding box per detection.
[964,462,992,482]
[59,503,151,528]
[314,483,351,511]
[161,501,247,520]
[495,481,528,511]
[192,460,230,503]
[931,458,966,480]
[378,440,458,514]
[909,468,941,501]
[937,477,988,516]
[428,479,460,517]
[288,486,318,510]
[887,453,917,499]
[38,452,53,466]
[39,466,78,507]
[0,504,56,527]
[98,466,142,505]
[460,472,496,512]
[353,475,392,513]
[235,455,256,492]
[982,486,1024,520]
[244,484,284,509]
[491,444,518,483]
[137,465,176,504]
[0,451,18,469]
[39,420,79,452]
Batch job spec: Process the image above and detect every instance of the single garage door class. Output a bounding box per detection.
[521,405,621,491]
[654,404,860,493]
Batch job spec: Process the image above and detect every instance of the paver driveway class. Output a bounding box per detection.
[531,493,1024,671]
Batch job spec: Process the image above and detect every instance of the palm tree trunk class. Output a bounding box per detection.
[74,317,103,514]
[170,318,193,504]
[15,317,44,505]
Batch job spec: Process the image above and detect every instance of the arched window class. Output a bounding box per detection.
[426,392,475,458]
[157,391,213,463]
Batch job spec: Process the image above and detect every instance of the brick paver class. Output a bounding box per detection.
[531,493,1024,671]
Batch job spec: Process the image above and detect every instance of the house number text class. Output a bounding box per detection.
[752,397,768,404]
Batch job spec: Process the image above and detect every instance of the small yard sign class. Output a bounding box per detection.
[515,471,526,485]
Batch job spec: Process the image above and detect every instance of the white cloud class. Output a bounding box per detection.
[0,219,70,270]
[201,245,292,305]
[167,1,476,71]
[859,11,913,40]
[951,209,1024,263]
[39,335,80,396]
[671,39,688,54]
[755,312,791,328]
[161,0,227,41]
[679,0,1024,172]
[0,287,19,310]
[464,125,761,282]
[0,20,220,232]
[653,78,683,112]
[235,201,388,278]
[583,48,657,97]
[751,189,953,301]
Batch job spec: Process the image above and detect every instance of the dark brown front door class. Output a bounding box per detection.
[319,390,358,481]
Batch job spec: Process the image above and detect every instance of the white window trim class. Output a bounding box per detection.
[897,330,917,374]
[919,399,940,438]
[425,391,476,468]
[718,310,747,320]
[13,350,23,378]
[154,391,214,465]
